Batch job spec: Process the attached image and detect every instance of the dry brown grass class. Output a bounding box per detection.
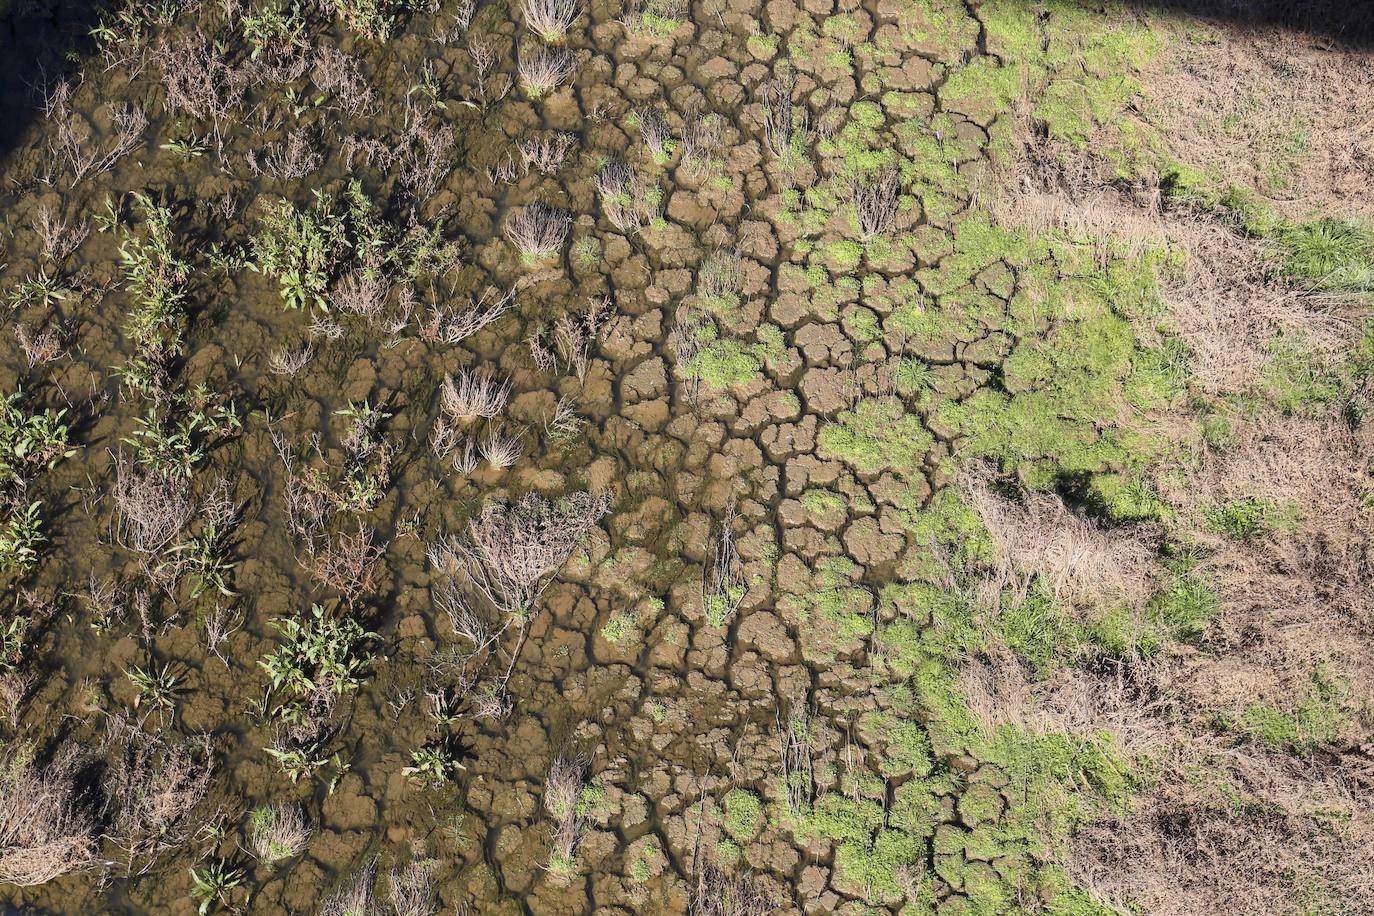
[1140,19,1374,218]
[1069,736,1374,916]
[1153,413,1374,727]
[958,466,1158,612]
[0,743,98,886]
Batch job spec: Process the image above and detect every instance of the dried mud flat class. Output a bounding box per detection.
[0,0,1373,914]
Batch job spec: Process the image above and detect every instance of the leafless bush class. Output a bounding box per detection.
[268,343,314,376]
[265,127,323,181]
[681,113,725,180]
[553,296,612,382]
[635,107,674,162]
[113,455,193,555]
[388,859,438,916]
[154,31,244,125]
[690,861,778,916]
[418,284,519,345]
[518,45,574,98]
[465,37,512,105]
[396,114,457,201]
[433,490,611,617]
[319,858,377,916]
[307,526,386,604]
[0,670,31,724]
[518,132,576,175]
[102,725,213,876]
[13,324,64,367]
[41,90,147,186]
[251,801,311,864]
[30,204,88,262]
[432,572,498,655]
[314,46,375,113]
[521,0,578,42]
[330,269,391,323]
[505,203,571,262]
[852,170,900,240]
[480,426,524,469]
[0,743,98,886]
[440,370,511,421]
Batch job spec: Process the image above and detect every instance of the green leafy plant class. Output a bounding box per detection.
[189,860,244,914]
[260,604,377,698]
[403,740,467,786]
[126,659,179,712]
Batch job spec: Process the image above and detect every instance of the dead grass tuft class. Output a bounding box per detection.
[959,466,1158,611]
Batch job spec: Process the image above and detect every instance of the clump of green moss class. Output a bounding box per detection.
[818,397,934,475]
[721,789,763,843]
[1230,666,1349,753]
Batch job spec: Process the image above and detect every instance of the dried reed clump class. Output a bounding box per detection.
[680,113,725,180]
[112,455,193,555]
[544,756,587,878]
[852,170,900,240]
[521,0,579,42]
[504,202,571,263]
[250,801,312,865]
[517,45,575,98]
[595,159,652,235]
[268,342,314,376]
[432,490,611,617]
[388,859,438,916]
[439,370,511,421]
[635,107,674,162]
[0,743,98,887]
[759,73,807,165]
[318,858,377,916]
[329,269,390,322]
[958,466,1157,612]
[517,131,576,175]
[689,861,778,916]
[479,425,524,469]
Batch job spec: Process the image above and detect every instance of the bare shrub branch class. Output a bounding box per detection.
[433,490,611,618]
